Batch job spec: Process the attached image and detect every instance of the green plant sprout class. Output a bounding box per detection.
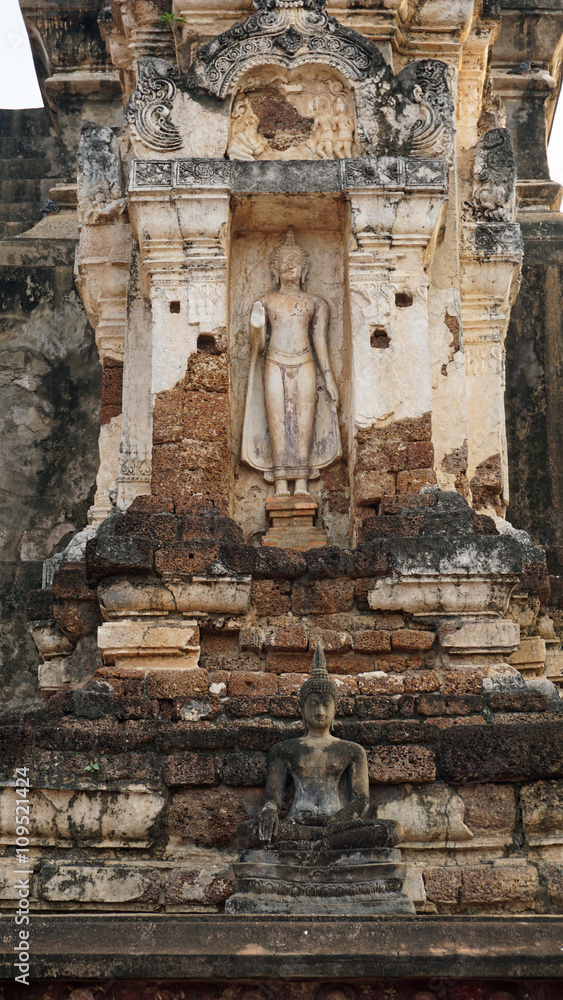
[84,761,100,772]
[158,12,187,69]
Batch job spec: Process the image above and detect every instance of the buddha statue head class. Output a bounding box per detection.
[299,643,339,734]
[271,227,309,288]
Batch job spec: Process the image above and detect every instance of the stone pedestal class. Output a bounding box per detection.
[263,497,327,550]
[226,845,415,915]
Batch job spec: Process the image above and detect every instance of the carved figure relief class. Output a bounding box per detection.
[241,229,341,496]
[77,122,126,225]
[227,68,355,161]
[471,128,517,222]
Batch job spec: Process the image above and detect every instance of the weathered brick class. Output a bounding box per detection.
[396,468,436,493]
[237,726,287,751]
[225,696,270,717]
[51,567,98,602]
[439,722,563,783]
[169,787,251,846]
[35,726,95,752]
[253,547,307,579]
[227,671,277,697]
[164,753,215,786]
[543,864,563,903]
[355,471,395,506]
[367,745,436,783]
[239,626,264,653]
[406,441,434,469]
[332,675,360,696]
[355,695,399,719]
[385,721,439,744]
[309,627,351,653]
[354,578,377,611]
[155,541,221,575]
[265,652,311,675]
[264,625,308,652]
[352,630,392,653]
[359,515,423,541]
[380,493,438,515]
[418,694,482,717]
[357,672,404,695]
[270,696,300,717]
[96,729,155,753]
[459,784,516,835]
[220,752,267,786]
[391,629,435,652]
[353,542,389,579]
[403,670,440,694]
[179,514,243,542]
[156,725,237,753]
[145,668,208,700]
[520,779,563,839]
[326,653,376,676]
[114,511,178,543]
[335,721,384,745]
[461,864,538,903]
[278,673,308,695]
[487,691,548,713]
[251,579,291,615]
[305,547,355,579]
[292,579,355,615]
[442,669,486,695]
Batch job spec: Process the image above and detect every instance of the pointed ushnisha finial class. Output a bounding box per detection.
[298,642,339,708]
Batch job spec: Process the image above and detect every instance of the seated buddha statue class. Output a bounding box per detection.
[243,644,402,852]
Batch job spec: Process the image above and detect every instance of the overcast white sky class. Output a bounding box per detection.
[2,0,563,186]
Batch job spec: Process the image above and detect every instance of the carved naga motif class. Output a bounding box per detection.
[408,60,455,158]
[126,57,183,152]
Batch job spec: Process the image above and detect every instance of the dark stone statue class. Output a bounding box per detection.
[226,645,415,914]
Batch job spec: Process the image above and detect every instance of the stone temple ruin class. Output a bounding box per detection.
[1,0,563,995]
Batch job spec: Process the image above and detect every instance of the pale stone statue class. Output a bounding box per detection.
[241,229,341,496]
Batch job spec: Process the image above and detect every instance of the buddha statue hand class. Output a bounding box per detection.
[258,801,279,842]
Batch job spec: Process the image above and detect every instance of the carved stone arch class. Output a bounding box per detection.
[185,6,391,100]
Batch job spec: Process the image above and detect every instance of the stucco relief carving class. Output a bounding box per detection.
[77,122,127,225]
[186,2,388,100]
[471,128,517,222]
[227,68,355,161]
[241,229,341,497]
[126,58,183,152]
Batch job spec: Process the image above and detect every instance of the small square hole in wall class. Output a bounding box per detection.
[395,292,413,308]
[370,326,390,349]
[169,301,181,314]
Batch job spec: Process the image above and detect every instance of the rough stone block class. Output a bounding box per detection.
[291,579,355,615]
[155,541,221,575]
[417,694,482,716]
[308,627,351,652]
[145,668,208,699]
[391,630,435,652]
[227,672,278,697]
[357,672,404,695]
[169,786,256,846]
[164,753,216,786]
[220,752,267,786]
[385,721,439,744]
[487,691,548,713]
[277,673,308,695]
[264,625,308,652]
[440,620,519,654]
[355,696,399,719]
[305,547,355,579]
[396,468,436,493]
[439,722,563,783]
[98,619,200,667]
[458,784,516,836]
[250,579,291,616]
[509,637,546,666]
[239,626,264,653]
[403,670,440,693]
[367,746,436,783]
[520,780,563,841]
[353,542,389,579]
[352,630,392,653]
[40,863,160,903]
[225,696,270,716]
[355,471,395,506]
